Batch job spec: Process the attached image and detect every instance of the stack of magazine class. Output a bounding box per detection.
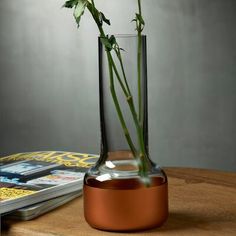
[0,151,98,220]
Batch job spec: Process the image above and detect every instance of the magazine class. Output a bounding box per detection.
[6,190,82,220]
[0,151,98,214]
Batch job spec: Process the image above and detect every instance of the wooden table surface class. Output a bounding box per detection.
[2,167,236,236]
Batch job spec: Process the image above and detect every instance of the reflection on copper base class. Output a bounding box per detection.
[83,177,168,232]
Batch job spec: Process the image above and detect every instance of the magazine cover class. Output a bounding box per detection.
[0,151,98,214]
[7,190,82,220]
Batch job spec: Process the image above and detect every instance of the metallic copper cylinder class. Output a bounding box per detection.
[83,179,168,231]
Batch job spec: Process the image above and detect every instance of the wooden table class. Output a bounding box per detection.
[2,168,236,236]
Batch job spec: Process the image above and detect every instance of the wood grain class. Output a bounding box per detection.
[2,168,236,236]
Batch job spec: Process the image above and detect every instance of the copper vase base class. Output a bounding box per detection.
[83,177,168,232]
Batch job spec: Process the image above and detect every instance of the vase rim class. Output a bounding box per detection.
[99,34,146,38]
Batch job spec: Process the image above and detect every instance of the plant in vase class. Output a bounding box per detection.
[64,0,168,231]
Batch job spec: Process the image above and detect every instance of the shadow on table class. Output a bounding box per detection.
[148,210,227,233]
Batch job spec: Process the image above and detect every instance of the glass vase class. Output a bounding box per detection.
[83,35,168,231]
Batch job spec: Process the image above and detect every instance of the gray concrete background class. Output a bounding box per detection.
[0,0,235,171]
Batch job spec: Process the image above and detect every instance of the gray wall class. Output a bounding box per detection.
[0,0,235,171]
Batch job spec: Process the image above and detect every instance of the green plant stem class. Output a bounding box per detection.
[115,49,132,96]
[109,55,149,177]
[87,4,137,157]
[138,0,142,14]
[107,53,137,157]
[127,97,148,177]
[108,58,129,98]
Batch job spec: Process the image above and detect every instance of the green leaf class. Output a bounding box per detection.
[109,35,116,46]
[100,12,110,25]
[100,37,112,50]
[73,0,88,27]
[136,13,145,25]
[63,0,78,8]
[98,12,103,26]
